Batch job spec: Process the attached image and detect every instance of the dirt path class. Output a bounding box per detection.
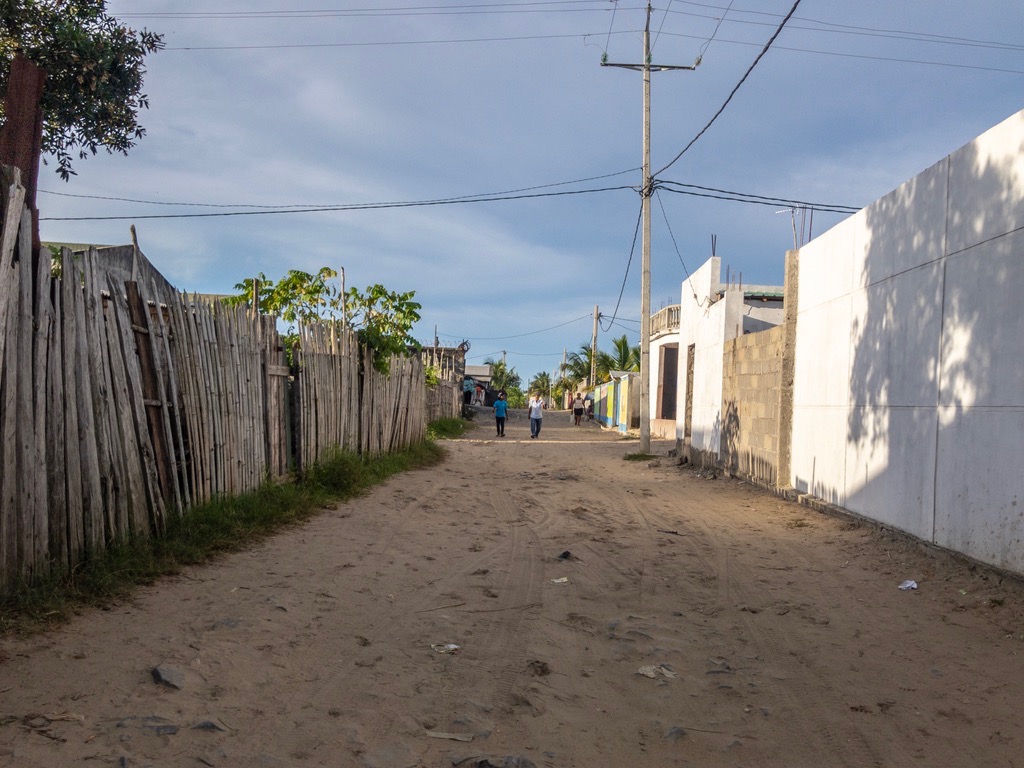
[2,409,1022,767]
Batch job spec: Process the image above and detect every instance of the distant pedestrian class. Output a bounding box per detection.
[473,383,484,405]
[493,391,508,437]
[527,392,546,439]
[463,377,474,405]
[571,393,585,426]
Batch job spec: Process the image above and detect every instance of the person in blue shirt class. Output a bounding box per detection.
[493,391,508,436]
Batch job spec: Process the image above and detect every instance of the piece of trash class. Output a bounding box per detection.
[550,577,569,584]
[898,580,918,591]
[637,664,677,679]
[557,550,572,560]
[426,730,473,742]
[431,643,462,654]
[959,589,968,595]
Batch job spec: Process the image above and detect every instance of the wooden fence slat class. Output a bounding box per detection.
[107,274,165,530]
[45,269,67,570]
[71,258,105,556]
[30,217,52,574]
[82,249,122,542]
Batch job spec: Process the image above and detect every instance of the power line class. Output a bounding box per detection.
[40,184,635,221]
[657,180,860,213]
[441,314,591,341]
[600,198,644,333]
[39,166,640,211]
[667,2,1024,53]
[656,31,1024,76]
[654,0,804,178]
[656,182,858,215]
[124,1,611,21]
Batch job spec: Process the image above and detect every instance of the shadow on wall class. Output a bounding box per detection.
[844,126,1024,569]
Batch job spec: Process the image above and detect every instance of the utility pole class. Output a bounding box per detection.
[602,1,696,454]
[590,305,599,389]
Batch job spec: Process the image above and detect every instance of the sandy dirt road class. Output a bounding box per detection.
[1,408,1022,767]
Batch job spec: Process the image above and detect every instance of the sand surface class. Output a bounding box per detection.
[1,408,1022,767]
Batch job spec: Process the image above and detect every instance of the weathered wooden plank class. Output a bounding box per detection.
[15,208,35,575]
[151,282,191,512]
[0,249,21,588]
[46,270,67,570]
[30,215,52,575]
[101,283,149,539]
[81,249,120,542]
[0,166,26,372]
[71,259,104,556]
[107,275,165,531]
[60,254,84,564]
[144,284,183,516]
[125,281,173,516]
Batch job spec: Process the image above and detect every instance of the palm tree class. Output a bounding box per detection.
[597,335,640,377]
[564,343,595,387]
[529,371,551,396]
[483,358,521,392]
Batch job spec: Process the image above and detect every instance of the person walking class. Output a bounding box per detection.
[571,393,586,426]
[493,391,508,437]
[527,392,546,439]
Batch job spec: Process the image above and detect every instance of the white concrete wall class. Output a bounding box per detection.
[673,258,722,448]
[791,108,1024,574]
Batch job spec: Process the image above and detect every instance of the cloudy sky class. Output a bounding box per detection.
[37,1,1023,383]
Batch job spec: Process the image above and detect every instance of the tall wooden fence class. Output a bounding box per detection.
[0,167,427,590]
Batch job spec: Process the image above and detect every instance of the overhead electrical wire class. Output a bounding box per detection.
[123,1,610,21]
[40,184,635,221]
[39,167,641,214]
[599,198,644,334]
[657,180,860,214]
[440,314,591,342]
[654,0,803,178]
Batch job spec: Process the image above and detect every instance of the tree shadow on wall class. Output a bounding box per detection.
[846,123,1023,558]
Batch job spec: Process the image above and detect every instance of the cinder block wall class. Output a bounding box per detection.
[720,326,785,485]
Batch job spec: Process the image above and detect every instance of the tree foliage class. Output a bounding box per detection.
[529,371,551,395]
[562,335,639,388]
[344,282,422,369]
[483,358,521,393]
[225,268,422,373]
[0,0,164,180]
[597,335,640,377]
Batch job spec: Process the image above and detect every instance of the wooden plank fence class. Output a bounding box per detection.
[0,166,429,591]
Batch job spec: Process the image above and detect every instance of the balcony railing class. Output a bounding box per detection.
[650,304,680,338]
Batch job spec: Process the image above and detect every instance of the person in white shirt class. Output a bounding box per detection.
[527,393,546,439]
[571,393,586,426]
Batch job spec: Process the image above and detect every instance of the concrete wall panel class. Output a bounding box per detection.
[844,406,937,539]
[851,263,944,409]
[797,215,857,313]
[934,409,1024,573]
[790,406,847,505]
[857,160,950,288]
[946,111,1024,255]
[793,294,853,408]
[939,229,1024,409]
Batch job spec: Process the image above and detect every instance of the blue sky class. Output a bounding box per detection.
[37,1,1023,384]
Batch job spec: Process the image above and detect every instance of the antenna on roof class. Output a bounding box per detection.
[711,233,717,257]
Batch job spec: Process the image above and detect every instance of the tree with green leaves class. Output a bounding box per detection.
[529,371,551,396]
[0,0,164,180]
[483,357,521,393]
[344,282,422,369]
[597,334,640,377]
[564,343,595,387]
[225,268,422,373]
